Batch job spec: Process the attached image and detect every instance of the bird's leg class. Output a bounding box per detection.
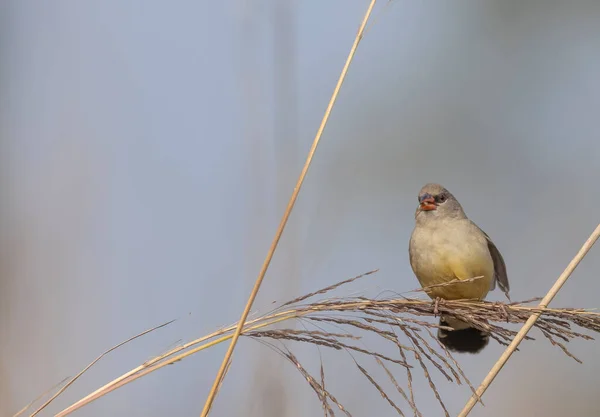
[433,297,441,316]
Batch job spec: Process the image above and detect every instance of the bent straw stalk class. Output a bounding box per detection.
[49,269,600,417]
[25,320,175,417]
[199,1,378,416]
[11,377,70,417]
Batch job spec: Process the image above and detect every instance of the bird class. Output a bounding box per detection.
[409,183,510,354]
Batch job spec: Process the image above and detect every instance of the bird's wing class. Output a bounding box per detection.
[473,223,510,301]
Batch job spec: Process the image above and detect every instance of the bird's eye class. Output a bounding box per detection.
[437,194,447,203]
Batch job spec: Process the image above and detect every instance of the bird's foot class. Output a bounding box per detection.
[433,297,441,316]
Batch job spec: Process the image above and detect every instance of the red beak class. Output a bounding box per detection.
[419,196,437,211]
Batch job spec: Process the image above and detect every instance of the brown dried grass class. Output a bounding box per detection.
[17,269,600,417]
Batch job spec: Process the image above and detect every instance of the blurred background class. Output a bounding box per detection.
[2,1,600,416]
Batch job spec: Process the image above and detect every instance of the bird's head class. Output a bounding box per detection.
[415,183,466,221]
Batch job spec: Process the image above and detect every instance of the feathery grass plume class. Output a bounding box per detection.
[20,270,600,417]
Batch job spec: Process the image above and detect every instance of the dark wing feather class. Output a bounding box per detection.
[486,237,510,300]
[473,223,510,301]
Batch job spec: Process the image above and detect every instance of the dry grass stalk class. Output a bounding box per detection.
[23,320,174,417]
[27,268,598,417]
[11,377,70,417]
[355,362,405,416]
[319,361,330,417]
[376,358,421,417]
[199,2,379,415]
[284,350,350,417]
[396,339,420,417]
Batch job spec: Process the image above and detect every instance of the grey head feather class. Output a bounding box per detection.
[415,183,466,222]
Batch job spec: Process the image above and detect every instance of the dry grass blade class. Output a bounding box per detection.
[45,267,600,417]
[249,329,411,367]
[413,349,449,417]
[409,276,484,294]
[409,329,460,382]
[355,362,405,416]
[423,327,481,405]
[320,360,330,417]
[11,377,70,417]
[309,317,402,342]
[54,314,299,416]
[376,358,420,417]
[402,328,453,382]
[540,329,582,364]
[284,350,349,417]
[396,346,421,417]
[281,269,378,307]
[29,319,174,417]
[400,329,449,417]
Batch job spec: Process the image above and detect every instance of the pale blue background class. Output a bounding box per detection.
[2,1,600,416]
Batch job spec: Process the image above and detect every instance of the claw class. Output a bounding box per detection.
[433,297,441,316]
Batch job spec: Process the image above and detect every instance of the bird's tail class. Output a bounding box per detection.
[437,315,489,354]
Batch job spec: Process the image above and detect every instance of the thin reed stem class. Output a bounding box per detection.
[198,1,378,416]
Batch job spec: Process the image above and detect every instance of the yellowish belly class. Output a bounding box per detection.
[424,276,492,300]
[410,231,494,301]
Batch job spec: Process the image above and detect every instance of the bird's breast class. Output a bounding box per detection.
[409,221,494,300]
